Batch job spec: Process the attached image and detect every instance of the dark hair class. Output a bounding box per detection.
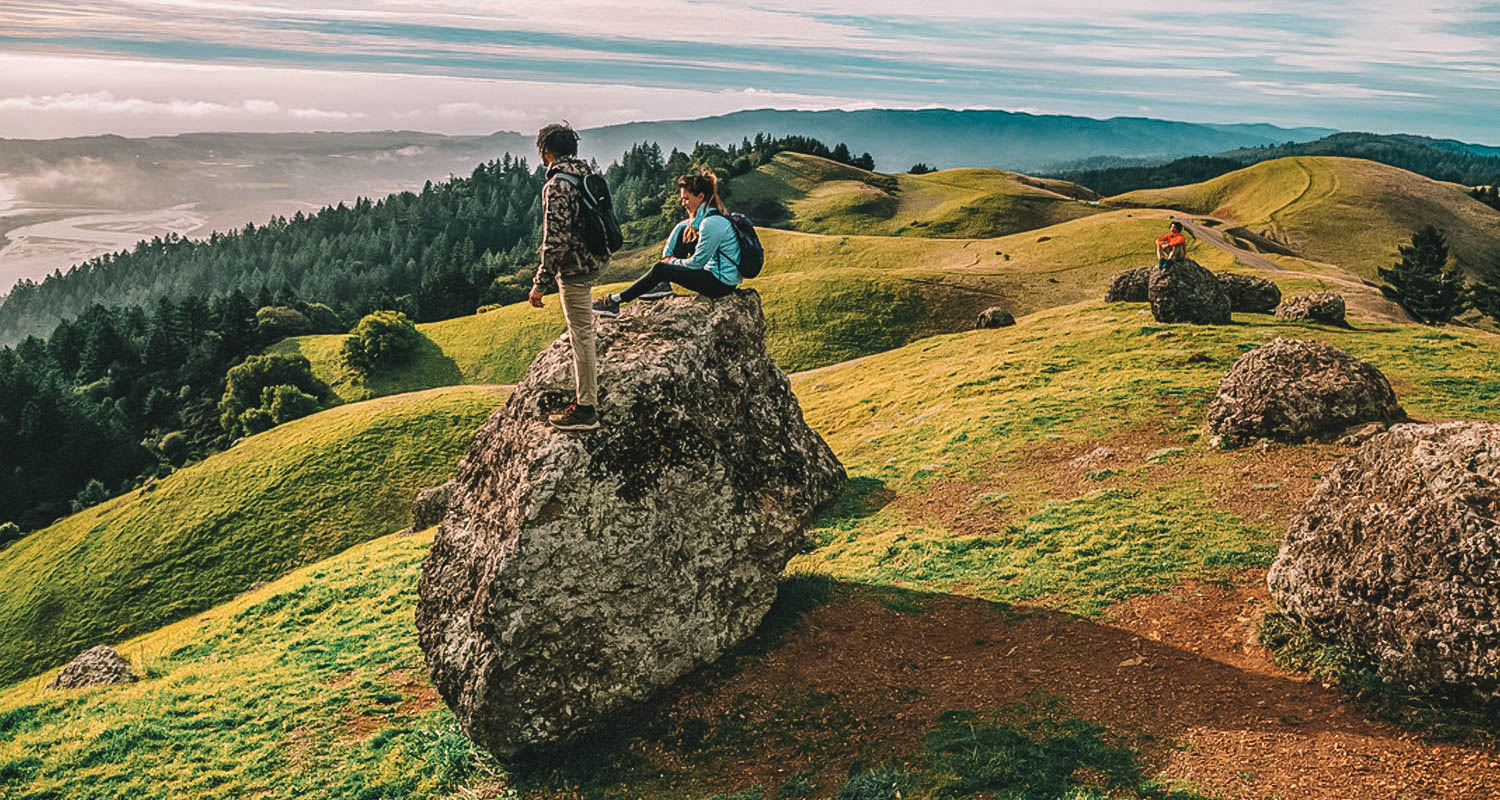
[536,123,579,157]
[1169,220,1183,232]
[676,169,728,215]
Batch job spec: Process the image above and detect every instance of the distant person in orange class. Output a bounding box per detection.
[1156,220,1187,267]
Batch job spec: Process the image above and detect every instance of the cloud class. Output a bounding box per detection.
[0,91,280,116]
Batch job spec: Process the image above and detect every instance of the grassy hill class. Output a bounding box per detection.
[5,302,1499,799]
[727,152,1103,238]
[0,385,507,686]
[278,209,1255,402]
[1110,156,1500,278]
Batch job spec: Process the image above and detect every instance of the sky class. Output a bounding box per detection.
[0,1,1497,143]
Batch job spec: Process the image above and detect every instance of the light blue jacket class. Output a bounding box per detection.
[663,205,742,286]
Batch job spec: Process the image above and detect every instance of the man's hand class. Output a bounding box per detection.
[528,288,545,308]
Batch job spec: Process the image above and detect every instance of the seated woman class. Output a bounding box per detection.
[592,171,741,317]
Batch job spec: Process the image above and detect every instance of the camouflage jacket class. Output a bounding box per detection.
[533,157,606,290]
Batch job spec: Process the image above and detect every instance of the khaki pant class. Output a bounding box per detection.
[557,276,597,407]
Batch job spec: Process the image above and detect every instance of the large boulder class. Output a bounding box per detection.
[1104,267,1150,302]
[1216,272,1282,313]
[1206,338,1404,448]
[975,307,1015,329]
[415,290,845,757]
[47,645,139,690]
[1148,259,1231,324]
[1268,422,1500,701]
[1275,291,1346,326]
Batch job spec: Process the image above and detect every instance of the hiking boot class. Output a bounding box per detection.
[591,295,620,317]
[591,294,621,316]
[638,281,674,300]
[548,403,600,431]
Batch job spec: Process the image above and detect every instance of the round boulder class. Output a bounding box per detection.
[1148,259,1231,324]
[1268,422,1500,701]
[976,307,1015,329]
[1206,338,1404,448]
[1275,291,1346,326]
[47,645,139,690]
[1105,267,1150,303]
[1216,272,1282,314]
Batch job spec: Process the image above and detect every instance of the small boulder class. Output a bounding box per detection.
[1104,267,1149,302]
[1206,338,1404,448]
[47,645,139,690]
[415,291,845,757]
[1148,259,1231,324]
[1275,291,1346,326]
[975,307,1015,329]
[1216,272,1282,313]
[1268,422,1500,701]
[409,480,454,532]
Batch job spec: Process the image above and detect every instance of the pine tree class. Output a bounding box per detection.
[1379,225,1468,324]
[1472,255,1500,324]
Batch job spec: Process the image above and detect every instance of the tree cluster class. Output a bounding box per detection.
[1380,225,1500,326]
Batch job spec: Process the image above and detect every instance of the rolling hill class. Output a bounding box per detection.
[726,152,1103,238]
[4,301,1499,799]
[1109,156,1500,278]
[0,385,508,685]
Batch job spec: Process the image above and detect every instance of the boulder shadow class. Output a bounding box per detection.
[498,579,1498,799]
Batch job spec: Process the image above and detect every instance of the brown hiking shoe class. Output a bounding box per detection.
[547,403,601,431]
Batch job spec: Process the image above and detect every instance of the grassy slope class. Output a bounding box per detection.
[729,152,1103,238]
[0,385,508,686]
[279,209,1248,401]
[1111,156,1500,278]
[6,304,1499,798]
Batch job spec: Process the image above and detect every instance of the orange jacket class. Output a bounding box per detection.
[1156,232,1186,248]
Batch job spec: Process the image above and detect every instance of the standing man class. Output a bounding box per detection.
[1156,220,1187,267]
[529,123,606,431]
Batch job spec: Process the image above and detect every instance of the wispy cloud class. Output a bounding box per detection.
[0,1,1496,142]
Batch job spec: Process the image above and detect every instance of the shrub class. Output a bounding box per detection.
[909,163,934,175]
[341,310,422,376]
[0,522,21,550]
[219,353,329,438]
[297,302,345,334]
[264,384,322,426]
[157,431,189,465]
[71,479,111,513]
[255,306,313,341]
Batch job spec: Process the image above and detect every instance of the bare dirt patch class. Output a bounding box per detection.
[632,576,1498,800]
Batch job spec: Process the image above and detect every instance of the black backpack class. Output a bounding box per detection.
[554,172,624,258]
[704,209,765,279]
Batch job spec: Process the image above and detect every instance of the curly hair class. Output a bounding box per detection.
[535,122,579,157]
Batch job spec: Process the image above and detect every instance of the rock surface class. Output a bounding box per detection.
[1148,259,1231,324]
[409,480,453,532]
[1275,291,1346,326]
[1104,267,1150,302]
[1205,338,1404,448]
[975,307,1016,328]
[47,645,139,690]
[1216,272,1282,313]
[415,290,845,757]
[1268,422,1500,701]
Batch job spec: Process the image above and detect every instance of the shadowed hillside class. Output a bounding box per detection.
[727,152,1102,238]
[0,385,508,685]
[1109,157,1500,278]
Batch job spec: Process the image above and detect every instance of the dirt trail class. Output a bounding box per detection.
[1179,217,1287,272]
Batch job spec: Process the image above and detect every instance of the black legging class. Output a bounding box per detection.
[619,261,735,302]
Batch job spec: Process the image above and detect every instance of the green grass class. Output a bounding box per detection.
[1111,156,1500,278]
[0,385,508,686]
[728,152,1104,239]
[789,300,1500,612]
